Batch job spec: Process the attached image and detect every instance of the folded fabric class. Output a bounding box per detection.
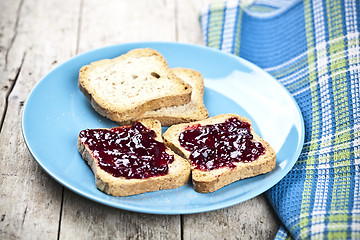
[200,0,360,239]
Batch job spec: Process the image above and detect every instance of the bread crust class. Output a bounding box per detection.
[162,114,276,193]
[78,48,192,123]
[78,119,191,196]
[120,68,209,126]
[138,68,208,126]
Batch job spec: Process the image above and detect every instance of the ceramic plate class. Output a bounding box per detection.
[22,42,304,214]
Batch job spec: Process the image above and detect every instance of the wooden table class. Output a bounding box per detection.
[1,0,280,239]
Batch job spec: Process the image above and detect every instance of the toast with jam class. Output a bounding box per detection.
[79,48,192,123]
[121,67,209,126]
[78,119,191,196]
[162,114,276,193]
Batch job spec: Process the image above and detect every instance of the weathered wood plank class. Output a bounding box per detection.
[60,189,181,240]
[77,0,177,55]
[0,0,80,238]
[0,0,22,127]
[59,1,181,239]
[175,0,216,44]
[182,195,280,239]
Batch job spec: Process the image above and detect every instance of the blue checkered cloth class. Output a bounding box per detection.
[200,0,360,239]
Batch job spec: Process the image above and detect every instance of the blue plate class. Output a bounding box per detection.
[22,42,304,214]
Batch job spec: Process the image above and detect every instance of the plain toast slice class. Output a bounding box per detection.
[78,119,191,196]
[79,48,192,123]
[163,114,276,193]
[123,68,209,126]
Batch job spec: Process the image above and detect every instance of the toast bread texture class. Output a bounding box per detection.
[77,119,191,197]
[122,67,209,126]
[162,114,276,193]
[79,48,192,123]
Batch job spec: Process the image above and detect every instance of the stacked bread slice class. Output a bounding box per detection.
[78,48,276,197]
[79,48,208,125]
[124,67,209,126]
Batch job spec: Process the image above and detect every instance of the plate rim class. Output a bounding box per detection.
[22,41,305,214]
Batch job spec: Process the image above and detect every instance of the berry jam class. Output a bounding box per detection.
[179,117,265,171]
[79,122,174,179]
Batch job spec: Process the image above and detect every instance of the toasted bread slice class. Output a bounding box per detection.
[78,119,191,196]
[79,48,192,123]
[122,68,209,126]
[163,114,276,193]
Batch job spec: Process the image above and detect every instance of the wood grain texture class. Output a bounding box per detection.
[176,0,209,44]
[0,0,22,126]
[0,0,281,239]
[0,0,80,238]
[60,189,181,240]
[182,196,280,240]
[77,0,177,54]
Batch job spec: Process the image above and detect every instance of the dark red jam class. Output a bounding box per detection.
[179,117,265,171]
[79,122,174,179]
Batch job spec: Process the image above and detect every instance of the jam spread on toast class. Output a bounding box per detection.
[79,122,174,179]
[179,117,265,171]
